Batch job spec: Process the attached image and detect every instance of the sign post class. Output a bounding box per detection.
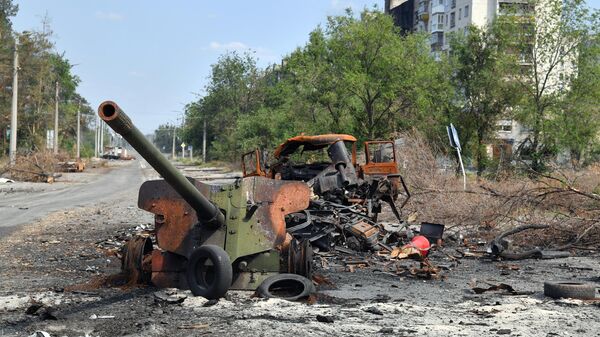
[447,123,466,190]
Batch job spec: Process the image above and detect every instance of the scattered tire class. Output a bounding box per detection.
[186,245,233,299]
[256,273,315,301]
[543,281,596,300]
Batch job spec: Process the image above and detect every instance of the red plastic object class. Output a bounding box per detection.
[407,235,431,257]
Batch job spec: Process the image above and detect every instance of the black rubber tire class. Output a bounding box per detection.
[256,273,315,301]
[186,245,233,299]
[544,281,596,300]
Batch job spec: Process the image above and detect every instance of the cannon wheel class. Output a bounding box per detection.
[186,245,232,299]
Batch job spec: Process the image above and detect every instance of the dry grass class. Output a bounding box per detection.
[396,131,600,250]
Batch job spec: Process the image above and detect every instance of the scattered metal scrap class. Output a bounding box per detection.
[471,283,533,295]
[241,134,447,278]
[56,160,85,173]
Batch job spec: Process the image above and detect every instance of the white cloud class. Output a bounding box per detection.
[95,11,124,22]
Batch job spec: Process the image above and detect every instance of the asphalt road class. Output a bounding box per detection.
[0,160,145,237]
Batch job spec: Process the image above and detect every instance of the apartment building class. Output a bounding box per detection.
[385,0,511,51]
[385,0,536,161]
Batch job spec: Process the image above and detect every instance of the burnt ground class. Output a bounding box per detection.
[1,163,600,337]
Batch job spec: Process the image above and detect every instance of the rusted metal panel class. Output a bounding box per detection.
[138,179,227,257]
[273,134,357,159]
[361,140,399,176]
[349,220,380,249]
[241,149,266,178]
[361,140,401,197]
[150,250,188,289]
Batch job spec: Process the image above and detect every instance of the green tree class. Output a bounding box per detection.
[505,0,600,171]
[449,24,521,175]
[183,52,264,161]
[0,0,17,155]
[287,9,449,140]
[153,124,176,154]
[0,13,93,157]
[555,34,600,166]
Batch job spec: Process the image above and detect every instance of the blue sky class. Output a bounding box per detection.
[11,0,600,134]
[12,0,382,133]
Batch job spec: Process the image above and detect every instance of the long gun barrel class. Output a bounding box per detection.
[98,101,225,227]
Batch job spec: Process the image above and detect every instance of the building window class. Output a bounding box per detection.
[451,0,456,9]
[450,12,455,27]
[459,8,462,19]
[439,0,443,5]
[446,14,448,25]
[497,124,512,132]
[464,5,469,17]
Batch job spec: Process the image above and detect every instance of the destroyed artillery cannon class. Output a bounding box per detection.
[98,101,313,299]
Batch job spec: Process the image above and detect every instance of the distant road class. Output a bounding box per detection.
[0,161,145,237]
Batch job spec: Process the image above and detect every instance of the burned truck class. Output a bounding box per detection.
[241,134,410,252]
[98,101,313,299]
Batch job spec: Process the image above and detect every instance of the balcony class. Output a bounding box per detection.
[431,3,445,14]
[431,23,444,32]
[430,32,444,45]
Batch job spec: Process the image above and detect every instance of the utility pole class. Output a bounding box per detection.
[202,119,207,163]
[9,40,18,166]
[171,125,176,159]
[179,113,185,159]
[53,81,59,154]
[94,116,99,157]
[99,120,104,155]
[76,100,81,159]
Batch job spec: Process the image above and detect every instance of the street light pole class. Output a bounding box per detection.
[9,40,18,166]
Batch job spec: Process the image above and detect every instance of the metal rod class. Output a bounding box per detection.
[457,148,467,191]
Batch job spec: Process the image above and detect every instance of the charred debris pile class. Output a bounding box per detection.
[1,151,90,183]
[244,134,445,278]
